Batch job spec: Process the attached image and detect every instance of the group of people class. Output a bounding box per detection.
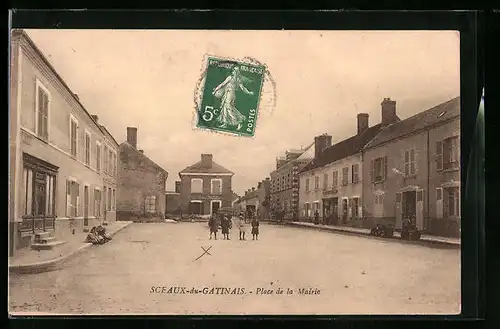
[208,212,260,241]
[86,225,112,245]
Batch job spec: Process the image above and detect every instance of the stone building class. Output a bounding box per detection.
[179,154,234,217]
[9,30,119,255]
[299,114,383,224]
[270,144,314,219]
[117,127,168,221]
[362,97,460,237]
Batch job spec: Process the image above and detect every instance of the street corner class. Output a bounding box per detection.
[193,55,272,138]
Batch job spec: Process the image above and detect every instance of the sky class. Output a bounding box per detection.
[25,30,460,196]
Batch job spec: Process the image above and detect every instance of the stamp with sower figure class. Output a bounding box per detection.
[197,57,265,137]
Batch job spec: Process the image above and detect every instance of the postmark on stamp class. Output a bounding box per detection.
[196,57,266,137]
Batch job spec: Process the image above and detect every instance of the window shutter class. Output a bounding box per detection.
[76,183,80,217]
[383,156,388,180]
[443,189,449,218]
[395,192,402,203]
[371,159,374,182]
[66,180,71,216]
[436,188,443,219]
[411,149,416,175]
[358,197,363,219]
[436,141,443,170]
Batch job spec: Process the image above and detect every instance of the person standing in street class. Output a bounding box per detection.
[314,210,320,225]
[221,215,231,240]
[209,213,218,240]
[238,214,247,240]
[251,217,260,240]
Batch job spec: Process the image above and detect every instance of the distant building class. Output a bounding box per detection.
[270,144,314,219]
[362,97,460,237]
[237,178,271,220]
[117,127,168,221]
[299,114,383,224]
[179,154,234,217]
[9,30,119,255]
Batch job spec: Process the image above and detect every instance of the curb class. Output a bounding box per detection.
[9,221,134,275]
[285,223,460,249]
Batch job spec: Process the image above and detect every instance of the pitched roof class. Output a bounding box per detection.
[364,97,460,149]
[300,124,383,173]
[120,142,168,174]
[240,190,259,201]
[179,160,233,175]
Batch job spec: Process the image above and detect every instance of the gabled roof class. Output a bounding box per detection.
[120,142,168,174]
[240,190,259,201]
[300,124,383,173]
[364,97,460,149]
[179,160,233,175]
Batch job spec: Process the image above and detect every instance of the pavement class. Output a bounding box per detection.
[9,222,461,315]
[285,221,460,248]
[9,221,134,275]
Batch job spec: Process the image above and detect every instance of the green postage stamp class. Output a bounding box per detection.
[197,57,265,137]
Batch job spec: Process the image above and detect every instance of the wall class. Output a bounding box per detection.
[117,145,167,220]
[179,174,233,216]
[12,37,117,251]
[299,153,363,221]
[165,193,181,214]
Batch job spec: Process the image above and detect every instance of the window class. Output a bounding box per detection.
[371,156,387,182]
[314,176,319,190]
[66,180,80,217]
[108,188,112,211]
[96,142,101,172]
[36,81,50,140]
[323,173,328,190]
[352,164,360,184]
[112,189,116,210]
[84,131,91,165]
[114,152,117,176]
[436,188,442,201]
[352,197,359,217]
[108,149,113,174]
[103,145,108,173]
[332,171,338,188]
[444,187,460,217]
[145,195,157,213]
[211,179,222,195]
[70,116,78,157]
[404,149,416,176]
[342,167,349,186]
[103,185,107,211]
[305,178,310,192]
[191,178,203,194]
[305,203,311,217]
[437,137,459,171]
[94,189,101,217]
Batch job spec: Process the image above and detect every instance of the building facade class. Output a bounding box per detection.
[362,97,460,237]
[117,127,168,221]
[299,116,383,225]
[179,154,234,217]
[236,178,271,220]
[9,30,119,255]
[270,145,314,219]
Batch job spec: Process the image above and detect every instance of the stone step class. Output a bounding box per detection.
[36,236,56,244]
[30,240,66,251]
[35,231,52,240]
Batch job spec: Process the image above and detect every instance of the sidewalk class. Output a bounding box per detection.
[9,221,133,275]
[286,221,460,248]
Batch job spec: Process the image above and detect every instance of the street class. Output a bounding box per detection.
[9,222,461,315]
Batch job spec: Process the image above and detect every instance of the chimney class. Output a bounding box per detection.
[201,154,213,168]
[357,113,369,135]
[314,134,332,159]
[252,187,255,192]
[381,98,398,126]
[258,182,262,189]
[91,115,99,123]
[175,181,181,193]
[245,191,248,196]
[127,127,138,149]
[139,150,144,154]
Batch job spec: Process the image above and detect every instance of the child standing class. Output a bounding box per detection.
[238,214,247,241]
[208,213,218,240]
[251,217,260,240]
[221,215,231,240]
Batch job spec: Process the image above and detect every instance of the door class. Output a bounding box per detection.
[34,172,47,231]
[395,192,402,229]
[416,189,424,230]
[342,198,348,223]
[211,201,221,215]
[84,186,89,227]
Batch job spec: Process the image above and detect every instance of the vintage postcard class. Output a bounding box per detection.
[8,29,461,316]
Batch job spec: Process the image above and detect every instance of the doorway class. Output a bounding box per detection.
[402,191,417,220]
[211,200,221,215]
[341,198,348,224]
[189,201,203,215]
